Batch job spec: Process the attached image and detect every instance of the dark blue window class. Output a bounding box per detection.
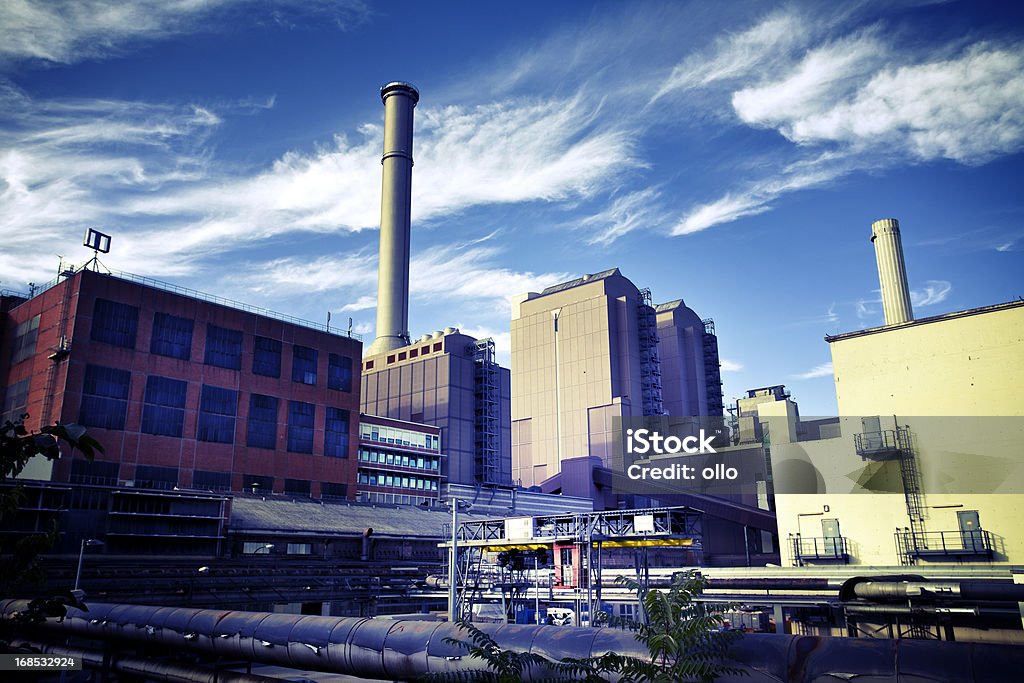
[246,394,278,449]
[135,464,178,490]
[204,324,242,370]
[243,474,274,493]
[287,401,315,453]
[285,478,311,496]
[292,345,318,385]
[320,482,347,500]
[253,336,281,377]
[150,313,193,359]
[141,376,187,437]
[197,384,237,443]
[91,298,138,348]
[79,364,130,430]
[324,407,350,458]
[193,470,231,491]
[328,354,352,392]
[69,459,119,487]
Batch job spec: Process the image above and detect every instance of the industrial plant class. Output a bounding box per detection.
[1,81,1023,681]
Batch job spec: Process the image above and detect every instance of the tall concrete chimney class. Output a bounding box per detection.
[367,81,419,357]
[871,218,913,326]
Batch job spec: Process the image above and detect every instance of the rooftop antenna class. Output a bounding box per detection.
[327,311,332,333]
[82,228,112,273]
[348,317,353,336]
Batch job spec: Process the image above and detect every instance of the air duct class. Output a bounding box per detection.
[367,81,419,356]
[871,218,914,326]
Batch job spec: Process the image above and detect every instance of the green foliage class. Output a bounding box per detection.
[419,570,743,683]
[598,570,745,682]
[1,415,103,623]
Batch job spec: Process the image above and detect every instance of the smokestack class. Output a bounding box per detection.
[871,218,914,326]
[367,81,419,356]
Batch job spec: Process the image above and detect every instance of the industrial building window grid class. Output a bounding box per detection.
[246,394,278,449]
[79,364,131,430]
[320,482,347,500]
[328,353,353,392]
[10,315,40,365]
[287,400,315,453]
[252,336,282,377]
[150,312,194,360]
[91,298,139,348]
[324,407,350,458]
[358,447,439,471]
[196,384,238,444]
[192,470,232,492]
[359,423,439,451]
[1,378,29,425]
[204,324,243,370]
[134,464,179,490]
[284,478,311,497]
[140,375,187,437]
[69,459,119,487]
[357,471,438,491]
[292,345,318,385]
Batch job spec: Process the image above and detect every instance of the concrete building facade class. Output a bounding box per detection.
[771,219,1024,569]
[510,268,722,489]
[357,413,442,506]
[1,268,362,500]
[360,330,512,487]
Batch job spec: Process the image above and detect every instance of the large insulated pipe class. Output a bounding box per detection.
[366,81,419,357]
[871,218,913,325]
[4,601,1024,681]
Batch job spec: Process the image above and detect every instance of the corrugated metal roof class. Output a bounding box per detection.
[539,267,620,296]
[654,299,685,313]
[229,497,491,538]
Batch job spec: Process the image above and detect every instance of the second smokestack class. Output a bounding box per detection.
[367,81,419,356]
[871,218,914,326]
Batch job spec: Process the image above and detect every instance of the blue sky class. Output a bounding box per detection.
[2,0,1022,415]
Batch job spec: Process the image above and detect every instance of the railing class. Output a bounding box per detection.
[895,529,994,563]
[791,536,849,563]
[854,428,909,458]
[23,267,361,340]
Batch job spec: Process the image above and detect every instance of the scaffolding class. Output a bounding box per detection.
[470,338,502,485]
[638,289,663,416]
[445,506,703,625]
[701,317,724,416]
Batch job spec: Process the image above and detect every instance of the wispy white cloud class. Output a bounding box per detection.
[0,0,368,67]
[910,279,952,307]
[579,188,663,245]
[340,295,376,312]
[795,361,834,380]
[719,359,743,372]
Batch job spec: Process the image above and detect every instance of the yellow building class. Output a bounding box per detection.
[774,299,1024,567]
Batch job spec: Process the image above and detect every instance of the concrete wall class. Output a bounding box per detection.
[774,300,1024,567]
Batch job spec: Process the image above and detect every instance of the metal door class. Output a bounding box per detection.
[958,510,981,551]
[821,518,840,557]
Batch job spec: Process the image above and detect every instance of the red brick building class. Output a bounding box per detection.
[1,269,361,500]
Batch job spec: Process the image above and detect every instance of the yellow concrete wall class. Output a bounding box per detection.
[775,302,1024,567]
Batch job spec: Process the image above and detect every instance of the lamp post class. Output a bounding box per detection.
[445,498,471,622]
[74,539,104,590]
[189,566,210,606]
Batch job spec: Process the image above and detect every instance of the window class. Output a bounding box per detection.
[79,364,130,430]
[150,313,193,360]
[284,479,311,497]
[11,315,40,364]
[1,378,29,425]
[324,407,350,458]
[197,384,237,443]
[253,336,281,377]
[193,470,231,492]
[287,542,312,555]
[69,459,119,486]
[326,353,352,392]
[141,376,187,437]
[204,324,242,370]
[321,482,347,500]
[433,342,442,352]
[135,464,179,490]
[292,345,318,385]
[91,298,139,348]
[246,394,278,449]
[287,401,315,453]
[365,360,374,370]
[243,474,274,493]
